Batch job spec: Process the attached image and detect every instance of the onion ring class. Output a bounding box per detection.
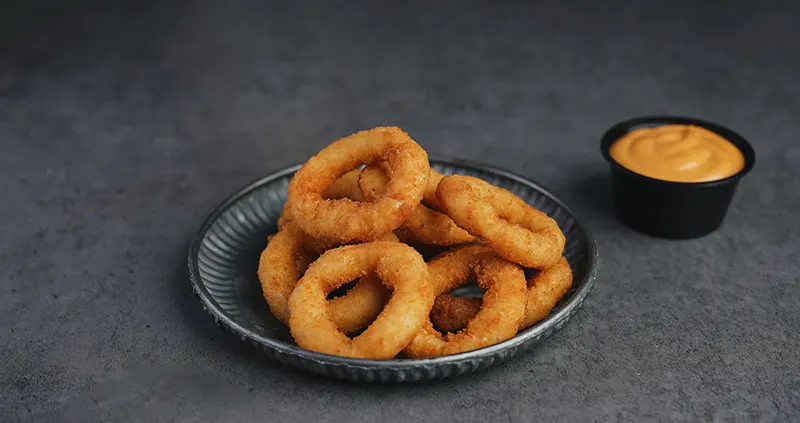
[403,245,526,358]
[288,241,434,359]
[436,175,566,268]
[518,256,573,328]
[278,169,363,230]
[287,127,429,243]
[279,169,368,253]
[358,165,474,246]
[430,256,573,332]
[256,223,394,334]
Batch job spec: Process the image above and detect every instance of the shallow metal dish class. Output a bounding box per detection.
[188,158,598,382]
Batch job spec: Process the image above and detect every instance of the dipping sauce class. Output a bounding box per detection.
[609,124,745,183]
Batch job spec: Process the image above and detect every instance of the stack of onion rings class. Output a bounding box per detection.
[257,126,572,360]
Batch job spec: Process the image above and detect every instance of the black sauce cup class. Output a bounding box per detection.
[600,116,756,239]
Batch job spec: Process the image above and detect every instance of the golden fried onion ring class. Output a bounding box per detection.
[430,256,573,332]
[288,242,434,359]
[256,223,394,334]
[278,169,364,230]
[403,245,527,358]
[358,165,474,246]
[287,127,429,243]
[436,175,566,269]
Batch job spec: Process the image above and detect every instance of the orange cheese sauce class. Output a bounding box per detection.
[609,124,745,183]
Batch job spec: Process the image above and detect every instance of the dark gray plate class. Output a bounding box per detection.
[188,158,598,383]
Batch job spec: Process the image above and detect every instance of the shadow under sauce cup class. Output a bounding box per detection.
[600,115,756,239]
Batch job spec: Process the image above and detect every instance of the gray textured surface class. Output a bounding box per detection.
[1,0,798,422]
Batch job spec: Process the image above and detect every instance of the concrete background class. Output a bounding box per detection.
[1,0,798,421]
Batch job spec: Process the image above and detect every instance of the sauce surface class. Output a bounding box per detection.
[609,124,745,183]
